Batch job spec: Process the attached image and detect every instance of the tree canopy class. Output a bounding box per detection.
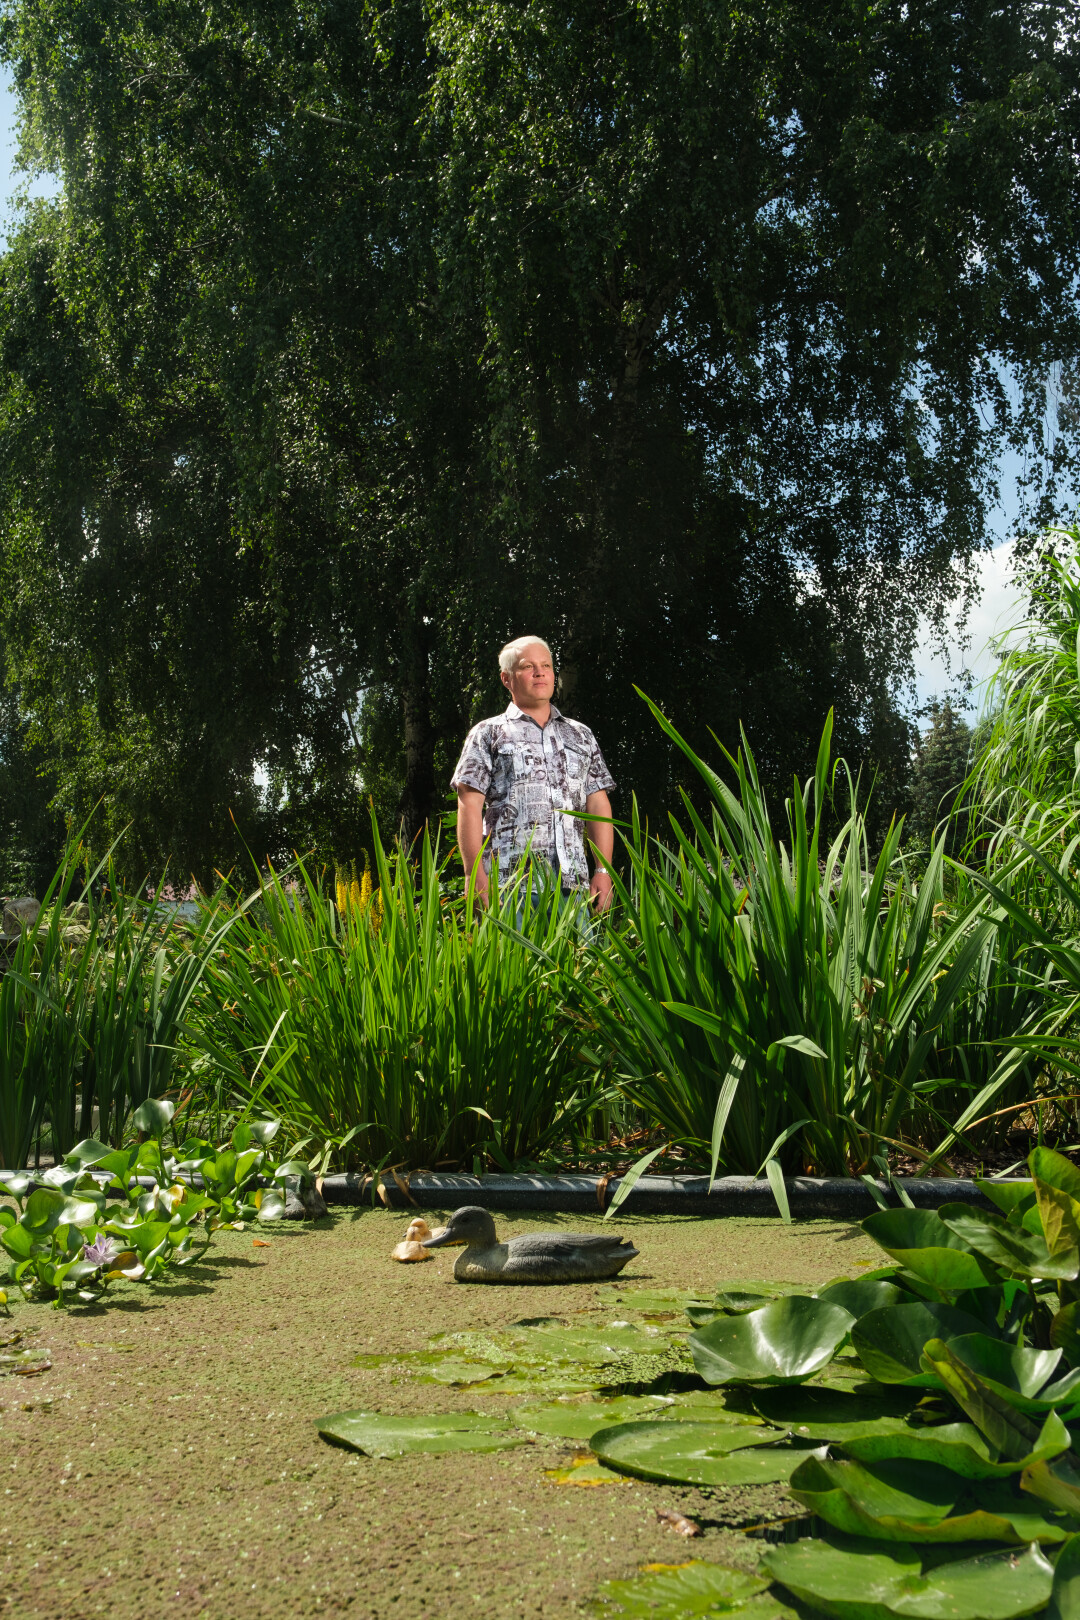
[0,0,1078,882]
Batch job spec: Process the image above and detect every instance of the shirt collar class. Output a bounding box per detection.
[506,701,562,723]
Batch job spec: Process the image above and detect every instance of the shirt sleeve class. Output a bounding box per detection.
[450,723,494,795]
[583,730,616,796]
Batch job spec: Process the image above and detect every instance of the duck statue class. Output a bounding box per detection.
[421,1205,639,1284]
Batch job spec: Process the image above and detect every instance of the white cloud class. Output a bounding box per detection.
[912,540,1026,713]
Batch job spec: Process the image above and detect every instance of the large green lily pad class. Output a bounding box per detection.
[762,1535,1055,1620]
[850,1302,987,1386]
[944,1334,1080,1413]
[316,1409,528,1457]
[689,1294,853,1385]
[841,1412,1071,1478]
[789,1454,1074,1543]
[589,1560,798,1618]
[591,1420,813,1486]
[509,1396,676,1440]
[751,1385,919,1440]
[862,1210,993,1292]
[816,1280,906,1319]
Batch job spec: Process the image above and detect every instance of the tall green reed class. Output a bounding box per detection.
[592,699,994,1187]
[198,826,607,1171]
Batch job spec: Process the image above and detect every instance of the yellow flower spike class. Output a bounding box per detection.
[358,867,372,913]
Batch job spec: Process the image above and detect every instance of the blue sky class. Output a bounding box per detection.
[0,69,1031,719]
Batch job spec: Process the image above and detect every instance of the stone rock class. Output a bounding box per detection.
[2,896,39,936]
[283,1178,329,1220]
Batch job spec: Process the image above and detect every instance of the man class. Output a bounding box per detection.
[452,637,615,909]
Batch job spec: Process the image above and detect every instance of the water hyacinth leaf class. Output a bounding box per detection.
[1019,1458,1080,1517]
[689,1294,854,1385]
[589,1561,798,1619]
[509,1397,677,1440]
[130,1097,175,1137]
[850,1302,987,1386]
[817,1280,906,1319]
[316,1410,527,1457]
[20,1187,67,1231]
[862,1210,992,1292]
[976,1179,1037,1220]
[938,1203,1076,1280]
[751,1385,919,1440]
[762,1535,1055,1620]
[1047,1528,1080,1620]
[843,1412,1072,1478]
[592,1421,813,1486]
[256,1190,287,1221]
[1036,1184,1080,1269]
[789,1455,1074,1543]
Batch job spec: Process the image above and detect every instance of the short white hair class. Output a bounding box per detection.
[499,636,553,674]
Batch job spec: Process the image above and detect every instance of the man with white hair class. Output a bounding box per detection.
[452,637,615,909]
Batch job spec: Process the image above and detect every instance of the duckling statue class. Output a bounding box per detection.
[421,1205,639,1284]
[392,1218,436,1262]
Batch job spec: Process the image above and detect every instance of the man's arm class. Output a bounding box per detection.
[456,787,489,904]
[585,789,614,910]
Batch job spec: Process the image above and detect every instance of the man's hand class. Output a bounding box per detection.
[585,790,614,912]
[589,869,614,911]
[456,786,489,906]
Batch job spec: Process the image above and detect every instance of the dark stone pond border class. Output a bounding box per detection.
[319,1169,1004,1218]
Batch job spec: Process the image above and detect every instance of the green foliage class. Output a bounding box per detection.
[0,1104,291,1306]
[197,820,607,1172]
[909,704,976,857]
[2,0,1080,868]
[591,700,993,1182]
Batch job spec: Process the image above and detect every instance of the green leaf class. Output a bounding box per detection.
[63,1140,118,1169]
[919,1338,1051,1459]
[851,1302,987,1386]
[842,1412,1072,1478]
[316,1410,526,1457]
[591,1421,814,1487]
[938,1203,1076,1281]
[862,1210,992,1292]
[977,1180,1037,1220]
[763,1535,1055,1620]
[789,1454,1074,1543]
[256,1190,287,1221]
[508,1397,680,1440]
[1030,1149,1080,1201]
[130,1097,175,1136]
[1053,1304,1080,1365]
[751,1385,920,1440]
[946,1334,1080,1413]
[817,1280,906,1318]
[690,1294,854,1385]
[603,1144,666,1221]
[589,1560,797,1619]
[20,1187,66,1232]
[1048,1531,1080,1620]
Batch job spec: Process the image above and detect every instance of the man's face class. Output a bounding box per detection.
[502,643,555,708]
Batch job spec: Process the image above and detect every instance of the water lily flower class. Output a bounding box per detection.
[82,1235,121,1269]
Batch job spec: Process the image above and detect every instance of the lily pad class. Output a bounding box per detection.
[591,1420,814,1486]
[315,1409,528,1457]
[510,1397,676,1440]
[751,1385,919,1440]
[816,1280,906,1319]
[544,1455,628,1486]
[690,1294,854,1385]
[850,1302,987,1386]
[944,1334,1080,1413]
[862,1210,993,1292]
[789,1454,1074,1543]
[590,1560,799,1618]
[762,1535,1055,1620]
[841,1412,1071,1478]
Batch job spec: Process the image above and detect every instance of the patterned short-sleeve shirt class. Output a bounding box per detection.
[451,702,615,890]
